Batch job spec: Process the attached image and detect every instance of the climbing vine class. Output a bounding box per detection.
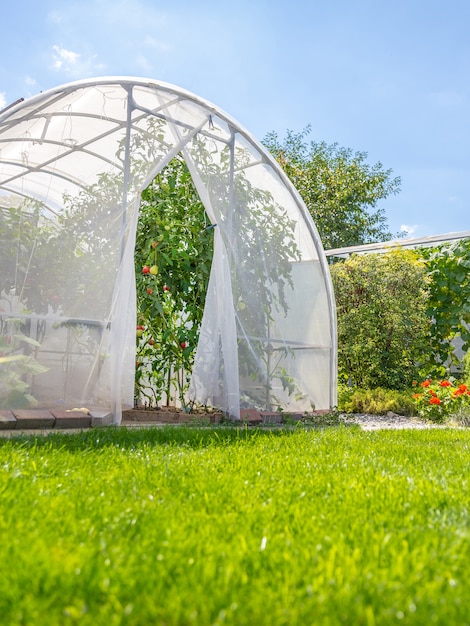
[419,238,470,376]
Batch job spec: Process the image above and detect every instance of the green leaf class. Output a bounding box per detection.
[13,334,42,347]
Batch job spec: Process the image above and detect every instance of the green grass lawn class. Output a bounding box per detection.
[1,425,470,625]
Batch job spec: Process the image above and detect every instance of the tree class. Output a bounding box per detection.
[262,126,401,250]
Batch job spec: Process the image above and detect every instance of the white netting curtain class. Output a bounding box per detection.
[177,123,335,418]
[0,78,336,422]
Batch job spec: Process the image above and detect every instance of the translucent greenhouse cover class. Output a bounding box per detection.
[0,77,337,422]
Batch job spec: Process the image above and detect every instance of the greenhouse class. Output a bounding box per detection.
[0,77,336,423]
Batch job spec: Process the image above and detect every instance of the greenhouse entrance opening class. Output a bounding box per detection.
[0,77,336,423]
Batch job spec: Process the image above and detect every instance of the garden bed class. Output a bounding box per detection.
[122,406,225,424]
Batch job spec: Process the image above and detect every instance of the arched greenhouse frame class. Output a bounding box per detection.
[0,77,336,423]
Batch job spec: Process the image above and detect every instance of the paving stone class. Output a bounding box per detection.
[240,409,262,424]
[0,410,17,430]
[13,409,55,429]
[50,411,92,429]
[90,410,114,427]
[259,411,283,424]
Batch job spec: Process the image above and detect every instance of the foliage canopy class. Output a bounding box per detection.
[419,238,470,376]
[263,126,401,250]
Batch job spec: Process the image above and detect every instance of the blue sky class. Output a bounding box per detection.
[1,0,469,240]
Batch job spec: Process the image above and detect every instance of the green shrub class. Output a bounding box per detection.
[419,239,470,376]
[463,350,470,386]
[330,249,431,390]
[338,385,417,416]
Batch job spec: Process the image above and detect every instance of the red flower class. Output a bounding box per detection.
[421,380,431,387]
[459,384,468,392]
[439,380,451,387]
[142,265,150,274]
[147,288,153,294]
[430,397,441,405]
[180,342,187,349]
[413,393,421,399]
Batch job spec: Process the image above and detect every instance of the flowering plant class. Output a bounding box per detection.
[412,379,470,423]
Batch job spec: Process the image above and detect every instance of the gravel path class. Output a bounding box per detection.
[338,413,449,431]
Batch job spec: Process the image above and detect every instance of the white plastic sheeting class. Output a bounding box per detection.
[0,77,336,421]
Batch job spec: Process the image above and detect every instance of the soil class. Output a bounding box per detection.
[122,406,225,425]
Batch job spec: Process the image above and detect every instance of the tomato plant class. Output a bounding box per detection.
[134,155,213,408]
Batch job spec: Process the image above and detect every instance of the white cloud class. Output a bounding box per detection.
[0,92,6,110]
[51,45,80,71]
[25,76,37,87]
[50,44,106,78]
[400,224,419,236]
